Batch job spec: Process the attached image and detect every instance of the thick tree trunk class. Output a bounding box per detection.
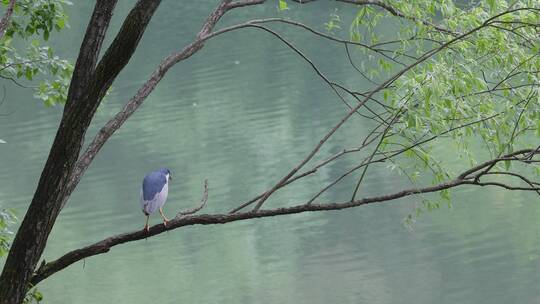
[0,1,118,302]
[0,1,161,302]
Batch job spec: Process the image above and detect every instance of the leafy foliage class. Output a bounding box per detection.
[0,206,16,257]
[0,0,73,106]
[278,0,288,11]
[343,0,539,187]
[324,9,341,33]
[0,1,72,301]
[23,288,43,304]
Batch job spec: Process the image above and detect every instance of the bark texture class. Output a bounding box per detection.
[0,1,161,303]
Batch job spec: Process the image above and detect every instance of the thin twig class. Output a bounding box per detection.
[176,179,209,218]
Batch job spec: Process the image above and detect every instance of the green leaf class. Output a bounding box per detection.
[407,114,416,128]
[504,160,511,171]
[25,67,32,80]
[55,18,65,30]
[351,31,361,42]
[440,189,451,201]
[278,0,288,11]
[487,0,496,11]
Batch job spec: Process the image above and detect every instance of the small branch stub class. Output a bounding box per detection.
[176,179,209,218]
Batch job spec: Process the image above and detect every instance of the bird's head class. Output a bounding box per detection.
[159,168,172,181]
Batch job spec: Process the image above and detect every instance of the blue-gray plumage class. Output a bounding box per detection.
[140,168,172,231]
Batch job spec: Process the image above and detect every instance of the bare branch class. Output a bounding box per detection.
[349,104,404,201]
[64,0,266,209]
[471,181,540,191]
[65,0,118,107]
[207,18,409,64]
[28,2,538,294]
[31,147,539,286]
[176,179,209,218]
[0,75,35,88]
[251,14,492,212]
[32,179,465,286]
[482,172,540,195]
[226,0,266,9]
[87,0,162,107]
[232,109,504,213]
[458,147,540,180]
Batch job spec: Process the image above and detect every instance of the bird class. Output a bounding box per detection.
[140,168,172,232]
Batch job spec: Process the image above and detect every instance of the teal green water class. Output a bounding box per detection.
[1,1,540,303]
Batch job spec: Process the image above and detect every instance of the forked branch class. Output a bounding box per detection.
[35,0,538,293]
[31,149,539,286]
[176,179,210,218]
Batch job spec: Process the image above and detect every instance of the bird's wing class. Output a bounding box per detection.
[141,172,167,201]
[140,172,168,215]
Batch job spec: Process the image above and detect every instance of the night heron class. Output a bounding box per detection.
[140,168,172,231]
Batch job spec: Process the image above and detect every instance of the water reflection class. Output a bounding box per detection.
[0,1,539,303]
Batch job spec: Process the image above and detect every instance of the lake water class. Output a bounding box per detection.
[1,1,539,303]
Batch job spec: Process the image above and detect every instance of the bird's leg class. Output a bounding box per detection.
[144,215,149,232]
[159,208,169,226]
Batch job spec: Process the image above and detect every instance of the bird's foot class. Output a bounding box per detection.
[162,219,169,227]
[144,224,149,232]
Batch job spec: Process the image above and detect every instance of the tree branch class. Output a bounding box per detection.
[65,0,118,108]
[229,91,522,213]
[227,0,265,9]
[176,179,209,217]
[29,2,537,296]
[458,147,540,180]
[251,13,491,211]
[335,0,459,36]
[32,180,464,286]
[64,0,266,209]
[0,1,123,301]
[0,0,16,40]
[85,0,162,108]
[31,148,539,286]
